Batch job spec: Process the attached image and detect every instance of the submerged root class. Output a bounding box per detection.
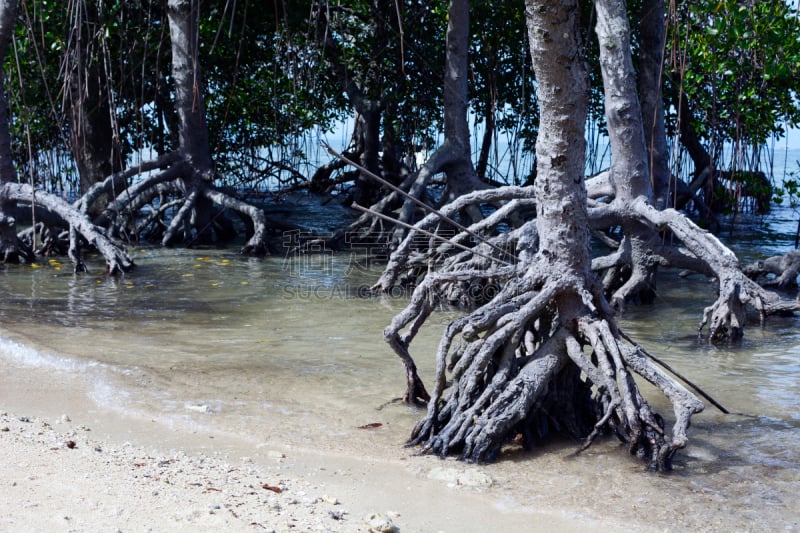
[590,199,800,343]
[743,250,800,291]
[387,249,704,470]
[698,270,800,341]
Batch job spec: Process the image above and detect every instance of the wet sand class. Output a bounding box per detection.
[0,362,627,533]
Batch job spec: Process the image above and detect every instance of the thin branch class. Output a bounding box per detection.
[323,142,519,263]
[351,202,512,266]
[618,328,729,414]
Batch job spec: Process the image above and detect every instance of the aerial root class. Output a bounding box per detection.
[624,201,799,342]
[373,186,534,293]
[88,157,269,255]
[398,279,704,469]
[575,316,705,469]
[744,250,800,290]
[698,272,775,341]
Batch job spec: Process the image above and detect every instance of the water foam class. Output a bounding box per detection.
[0,333,100,373]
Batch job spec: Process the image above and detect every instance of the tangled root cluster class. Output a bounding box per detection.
[383,210,705,470]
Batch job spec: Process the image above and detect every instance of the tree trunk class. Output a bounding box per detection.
[392,0,484,244]
[0,0,132,271]
[638,0,670,209]
[67,0,120,202]
[0,0,22,262]
[60,0,270,256]
[595,0,660,306]
[352,107,382,207]
[314,1,387,208]
[167,0,212,174]
[475,68,496,181]
[588,0,800,339]
[440,0,479,198]
[382,0,704,471]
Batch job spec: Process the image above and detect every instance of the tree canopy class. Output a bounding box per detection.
[1,0,797,208]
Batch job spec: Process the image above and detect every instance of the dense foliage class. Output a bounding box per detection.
[673,0,800,147]
[2,0,799,207]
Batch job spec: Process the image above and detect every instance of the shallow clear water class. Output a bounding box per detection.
[1,231,799,530]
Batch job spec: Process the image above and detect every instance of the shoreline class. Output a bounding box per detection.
[0,360,622,533]
[2,327,798,532]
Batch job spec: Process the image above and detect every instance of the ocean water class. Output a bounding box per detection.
[0,233,799,530]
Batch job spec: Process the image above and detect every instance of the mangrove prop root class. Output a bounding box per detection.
[387,251,705,470]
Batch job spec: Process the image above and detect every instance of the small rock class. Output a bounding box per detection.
[18,416,30,423]
[266,497,281,511]
[684,446,718,462]
[60,414,71,423]
[427,466,493,488]
[366,512,399,533]
[321,495,339,505]
[185,404,211,414]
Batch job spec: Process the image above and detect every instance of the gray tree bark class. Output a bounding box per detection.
[167,0,212,174]
[382,0,704,470]
[110,0,267,254]
[0,0,22,261]
[638,0,670,209]
[322,0,487,254]
[390,0,485,245]
[588,0,800,339]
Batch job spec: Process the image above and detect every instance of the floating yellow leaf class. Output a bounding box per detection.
[182,273,194,277]
[30,263,41,268]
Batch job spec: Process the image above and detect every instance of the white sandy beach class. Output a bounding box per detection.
[0,363,625,533]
